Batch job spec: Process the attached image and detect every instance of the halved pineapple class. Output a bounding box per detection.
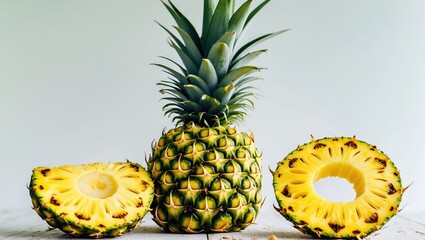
[29,161,154,238]
[272,136,404,239]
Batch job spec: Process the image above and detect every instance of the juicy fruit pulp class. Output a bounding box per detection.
[273,137,403,239]
[148,123,262,233]
[29,162,154,238]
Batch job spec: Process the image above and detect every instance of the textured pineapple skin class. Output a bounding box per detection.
[272,137,403,239]
[148,123,262,233]
[29,162,154,238]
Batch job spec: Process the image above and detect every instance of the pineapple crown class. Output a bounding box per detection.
[155,0,286,127]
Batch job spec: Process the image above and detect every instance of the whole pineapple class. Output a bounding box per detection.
[148,0,284,233]
[272,136,405,239]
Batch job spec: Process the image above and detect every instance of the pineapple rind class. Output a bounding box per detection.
[29,162,154,238]
[148,123,262,233]
[273,137,403,239]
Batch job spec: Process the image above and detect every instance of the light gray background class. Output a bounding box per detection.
[1,0,424,214]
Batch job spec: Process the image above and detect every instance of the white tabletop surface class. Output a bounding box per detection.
[1,208,424,239]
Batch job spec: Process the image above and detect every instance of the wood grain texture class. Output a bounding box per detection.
[0,208,424,239]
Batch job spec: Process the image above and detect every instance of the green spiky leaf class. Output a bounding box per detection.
[163,0,202,52]
[218,66,261,88]
[152,63,188,85]
[157,56,187,75]
[187,74,211,95]
[204,0,231,54]
[174,26,203,67]
[198,59,218,91]
[184,84,206,102]
[228,0,252,37]
[212,85,236,104]
[207,42,231,80]
[169,39,198,74]
[230,49,267,70]
[233,29,289,61]
[201,0,215,48]
[155,21,186,52]
[199,94,221,110]
[244,0,270,29]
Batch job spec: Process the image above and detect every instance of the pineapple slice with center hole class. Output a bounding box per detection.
[272,136,405,239]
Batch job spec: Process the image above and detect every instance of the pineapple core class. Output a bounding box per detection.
[77,172,118,199]
[313,162,365,199]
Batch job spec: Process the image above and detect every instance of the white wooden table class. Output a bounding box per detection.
[1,208,424,239]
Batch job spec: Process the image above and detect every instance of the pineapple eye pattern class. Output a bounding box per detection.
[149,124,262,233]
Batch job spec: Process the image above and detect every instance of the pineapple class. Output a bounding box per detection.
[148,0,284,233]
[272,136,404,239]
[29,162,154,238]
